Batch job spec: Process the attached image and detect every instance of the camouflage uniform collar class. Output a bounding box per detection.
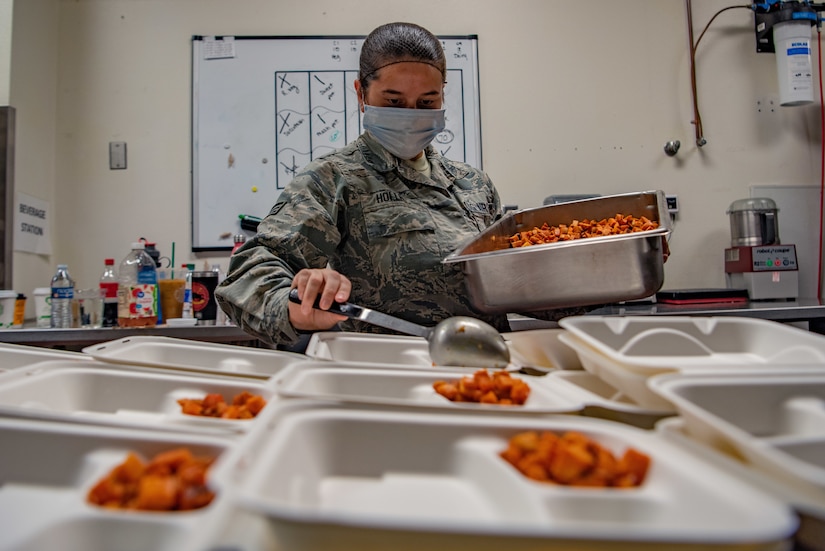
[357,132,460,180]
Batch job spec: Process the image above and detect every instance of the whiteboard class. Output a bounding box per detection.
[191,35,482,251]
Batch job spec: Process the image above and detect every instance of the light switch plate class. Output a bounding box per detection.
[109,141,127,169]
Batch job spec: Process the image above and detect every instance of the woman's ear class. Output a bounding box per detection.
[354,79,364,112]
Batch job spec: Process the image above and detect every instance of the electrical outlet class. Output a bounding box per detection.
[109,141,127,170]
[666,195,679,214]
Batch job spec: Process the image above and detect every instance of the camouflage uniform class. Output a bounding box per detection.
[216,132,510,347]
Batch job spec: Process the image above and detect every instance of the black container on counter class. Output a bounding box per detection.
[191,271,219,325]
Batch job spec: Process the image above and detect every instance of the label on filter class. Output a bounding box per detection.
[118,284,157,318]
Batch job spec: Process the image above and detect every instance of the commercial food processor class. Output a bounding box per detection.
[724,198,799,300]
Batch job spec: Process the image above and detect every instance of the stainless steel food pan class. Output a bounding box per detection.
[443,191,671,313]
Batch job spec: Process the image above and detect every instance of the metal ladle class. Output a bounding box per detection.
[288,289,510,369]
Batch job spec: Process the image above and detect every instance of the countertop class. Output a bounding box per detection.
[0,322,263,350]
[508,297,825,333]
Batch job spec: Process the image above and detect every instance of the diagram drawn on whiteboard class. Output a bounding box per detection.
[274,67,466,188]
[191,35,481,250]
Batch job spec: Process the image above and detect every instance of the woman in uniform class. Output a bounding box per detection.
[216,21,512,348]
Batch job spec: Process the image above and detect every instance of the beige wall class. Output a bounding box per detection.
[0,0,11,104]
[6,0,825,316]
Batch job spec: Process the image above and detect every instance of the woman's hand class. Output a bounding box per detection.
[662,236,671,263]
[288,268,352,331]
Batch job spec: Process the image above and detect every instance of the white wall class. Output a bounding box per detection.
[7,0,825,314]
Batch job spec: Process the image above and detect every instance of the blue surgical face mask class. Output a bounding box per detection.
[362,105,446,159]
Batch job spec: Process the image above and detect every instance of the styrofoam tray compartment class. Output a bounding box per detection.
[547,370,675,429]
[306,329,583,372]
[304,331,433,367]
[649,369,825,497]
[558,315,825,372]
[274,363,584,414]
[503,328,583,370]
[82,335,306,379]
[0,418,234,551]
[558,331,677,411]
[235,408,796,551]
[0,360,273,434]
[0,342,86,372]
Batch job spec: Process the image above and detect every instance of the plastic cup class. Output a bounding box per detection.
[33,287,51,328]
[159,278,186,322]
[75,288,104,328]
[0,290,17,329]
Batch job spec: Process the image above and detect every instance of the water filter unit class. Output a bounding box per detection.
[774,19,814,106]
[754,1,818,106]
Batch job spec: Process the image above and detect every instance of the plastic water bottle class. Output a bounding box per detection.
[181,263,194,319]
[117,242,159,327]
[50,264,74,328]
[99,258,119,327]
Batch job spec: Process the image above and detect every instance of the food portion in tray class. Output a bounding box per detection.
[500,430,651,488]
[433,369,530,405]
[178,391,267,419]
[87,447,216,511]
[508,214,660,247]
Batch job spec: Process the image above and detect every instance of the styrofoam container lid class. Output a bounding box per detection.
[33,287,51,295]
[0,342,86,371]
[558,331,677,411]
[656,417,825,525]
[649,368,825,496]
[0,290,18,299]
[82,335,307,379]
[559,315,825,372]
[234,407,797,549]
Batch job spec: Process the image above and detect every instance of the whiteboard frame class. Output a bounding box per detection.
[191,34,482,251]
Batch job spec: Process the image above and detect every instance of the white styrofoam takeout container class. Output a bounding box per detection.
[0,360,273,435]
[0,342,86,372]
[558,316,825,371]
[0,417,234,551]
[305,329,583,371]
[558,331,676,411]
[656,417,825,550]
[273,363,584,415]
[233,407,796,551]
[649,368,825,497]
[82,335,306,379]
[557,316,825,411]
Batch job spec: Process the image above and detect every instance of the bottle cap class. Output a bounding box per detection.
[130,242,145,249]
[104,258,114,265]
[234,234,246,243]
[57,264,68,269]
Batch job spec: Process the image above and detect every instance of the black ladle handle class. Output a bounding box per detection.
[288,288,362,319]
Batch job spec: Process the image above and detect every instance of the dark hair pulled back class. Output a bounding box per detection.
[359,22,446,90]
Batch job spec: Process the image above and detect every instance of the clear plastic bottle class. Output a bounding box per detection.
[50,264,74,328]
[117,242,159,327]
[99,258,119,328]
[181,263,194,319]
